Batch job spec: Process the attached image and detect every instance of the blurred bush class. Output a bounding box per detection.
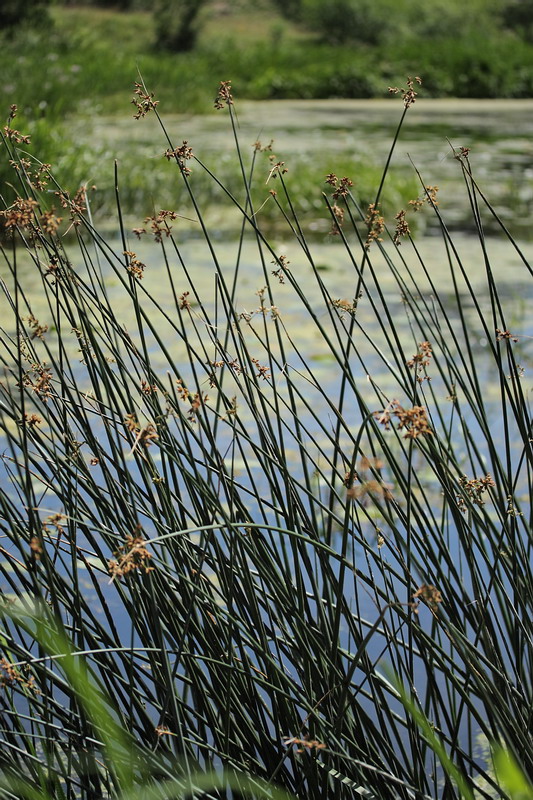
[501,0,533,41]
[153,0,209,51]
[0,0,51,29]
[270,0,503,46]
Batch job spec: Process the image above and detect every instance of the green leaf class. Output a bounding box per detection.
[492,745,533,800]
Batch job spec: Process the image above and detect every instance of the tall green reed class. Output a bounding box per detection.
[0,78,531,799]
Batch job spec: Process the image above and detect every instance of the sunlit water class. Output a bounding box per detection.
[88,97,533,235]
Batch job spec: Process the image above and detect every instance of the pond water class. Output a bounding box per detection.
[87,97,533,235]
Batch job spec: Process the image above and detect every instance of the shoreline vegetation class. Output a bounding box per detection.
[3,1,533,228]
[0,75,532,798]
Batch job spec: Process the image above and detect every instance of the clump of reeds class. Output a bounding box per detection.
[0,80,531,799]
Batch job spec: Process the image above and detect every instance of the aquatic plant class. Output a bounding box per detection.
[0,79,531,799]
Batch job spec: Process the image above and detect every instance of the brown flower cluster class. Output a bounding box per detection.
[133,210,180,242]
[374,400,432,439]
[121,412,135,434]
[3,126,31,144]
[251,357,271,380]
[209,355,256,389]
[123,250,146,280]
[412,584,442,613]
[30,536,43,560]
[236,287,280,322]
[42,513,66,536]
[44,256,61,283]
[325,175,353,234]
[496,328,519,343]
[456,474,495,513]
[33,516,67,558]
[138,424,159,448]
[453,145,471,161]
[141,380,158,394]
[425,185,439,207]
[267,156,288,182]
[253,139,274,152]
[214,80,234,110]
[24,315,48,340]
[393,209,411,245]
[284,736,326,754]
[108,530,154,580]
[40,208,62,235]
[0,197,38,233]
[1,197,62,237]
[3,104,31,143]
[176,379,208,422]
[271,254,290,283]
[131,82,159,119]
[325,174,354,201]
[163,140,194,177]
[388,76,422,108]
[10,158,51,191]
[345,456,392,504]
[406,341,433,382]
[21,363,54,402]
[55,185,89,227]
[343,467,357,489]
[409,185,439,212]
[0,658,37,693]
[331,298,356,316]
[23,413,43,427]
[348,479,393,504]
[179,291,191,309]
[32,163,52,191]
[395,405,432,439]
[211,358,243,374]
[124,413,159,450]
[365,203,385,247]
[329,204,345,235]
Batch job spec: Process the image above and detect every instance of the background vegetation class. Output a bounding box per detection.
[3,0,533,122]
[2,0,533,224]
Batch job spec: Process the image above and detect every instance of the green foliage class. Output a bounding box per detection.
[275,0,504,46]
[393,33,533,97]
[153,0,209,52]
[1,601,533,798]
[492,746,533,800]
[0,601,297,798]
[0,0,50,29]
[299,0,396,45]
[0,1,532,134]
[269,0,302,21]
[0,114,106,223]
[501,0,533,41]
[63,0,147,7]
[395,677,533,800]
[406,0,501,39]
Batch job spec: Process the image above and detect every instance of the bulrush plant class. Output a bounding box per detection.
[0,77,531,799]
